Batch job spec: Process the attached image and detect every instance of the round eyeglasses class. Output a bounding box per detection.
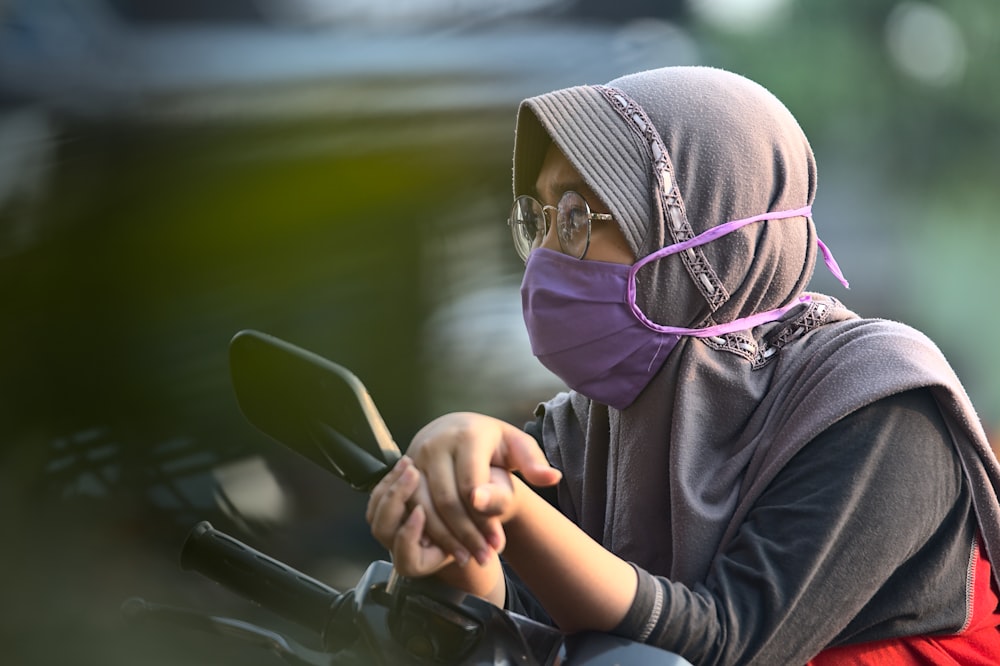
[507,191,614,262]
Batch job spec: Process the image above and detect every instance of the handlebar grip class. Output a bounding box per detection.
[180,521,342,637]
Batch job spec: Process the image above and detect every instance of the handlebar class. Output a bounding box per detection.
[178,521,563,665]
[180,521,354,651]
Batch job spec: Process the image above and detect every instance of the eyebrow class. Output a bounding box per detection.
[536,178,591,204]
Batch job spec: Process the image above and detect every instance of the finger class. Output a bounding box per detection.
[392,505,451,578]
[447,427,509,542]
[469,468,513,553]
[465,492,507,554]
[406,469,475,567]
[366,456,411,525]
[482,516,506,553]
[452,430,497,504]
[369,468,418,547]
[368,462,420,548]
[469,472,514,515]
[422,445,492,565]
[497,427,562,487]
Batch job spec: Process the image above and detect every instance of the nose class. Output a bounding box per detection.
[536,205,561,254]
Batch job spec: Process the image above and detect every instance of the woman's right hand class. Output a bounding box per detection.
[403,412,562,568]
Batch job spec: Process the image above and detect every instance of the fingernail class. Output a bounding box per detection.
[453,549,470,567]
[486,532,503,551]
[474,548,491,566]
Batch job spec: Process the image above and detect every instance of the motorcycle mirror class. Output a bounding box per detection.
[229,329,401,492]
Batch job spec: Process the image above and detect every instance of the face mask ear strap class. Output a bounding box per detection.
[817,236,850,289]
[629,204,851,288]
[630,205,815,275]
[630,294,813,337]
[626,206,851,335]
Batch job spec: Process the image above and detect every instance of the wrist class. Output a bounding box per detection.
[504,475,535,531]
[434,552,505,605]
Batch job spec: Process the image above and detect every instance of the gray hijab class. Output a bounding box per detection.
[512,66,1000,588]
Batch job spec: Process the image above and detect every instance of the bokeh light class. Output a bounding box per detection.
[885,1,967,86]
[687,0,793,33]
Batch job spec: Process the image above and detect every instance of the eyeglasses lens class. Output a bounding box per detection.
[511,196,545,260]
[557,192,589,259]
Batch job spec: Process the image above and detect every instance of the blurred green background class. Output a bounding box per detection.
[1,0,998,663]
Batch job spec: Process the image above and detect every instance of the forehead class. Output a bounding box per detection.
[534,143,594,201]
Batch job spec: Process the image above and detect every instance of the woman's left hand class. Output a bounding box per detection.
[366,456,452,577]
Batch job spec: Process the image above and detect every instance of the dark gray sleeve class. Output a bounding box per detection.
[613,388,973,665]
[522,414,560,508]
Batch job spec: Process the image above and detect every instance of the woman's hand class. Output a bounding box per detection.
[366,456,452,578]
[366,455,509,604]
[404,412,562,568]
[366,416,636,628]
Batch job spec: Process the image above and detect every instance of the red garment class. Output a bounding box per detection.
[809,537,1000,665]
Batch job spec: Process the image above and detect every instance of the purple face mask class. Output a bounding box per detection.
[521,205,849,410]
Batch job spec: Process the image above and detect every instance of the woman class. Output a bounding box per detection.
[366,66,1000,664]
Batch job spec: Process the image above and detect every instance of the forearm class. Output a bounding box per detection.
[433,554,506,607]
[502,477,637,633]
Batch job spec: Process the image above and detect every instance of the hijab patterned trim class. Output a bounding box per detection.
[593,84,729,312]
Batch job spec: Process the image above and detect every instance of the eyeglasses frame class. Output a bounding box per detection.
[507,190,614,262]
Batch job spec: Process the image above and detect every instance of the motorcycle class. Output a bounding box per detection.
[123,329,693,665]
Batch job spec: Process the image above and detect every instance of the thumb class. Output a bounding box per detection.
[470,466,515,514]
[499,426,562,487]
